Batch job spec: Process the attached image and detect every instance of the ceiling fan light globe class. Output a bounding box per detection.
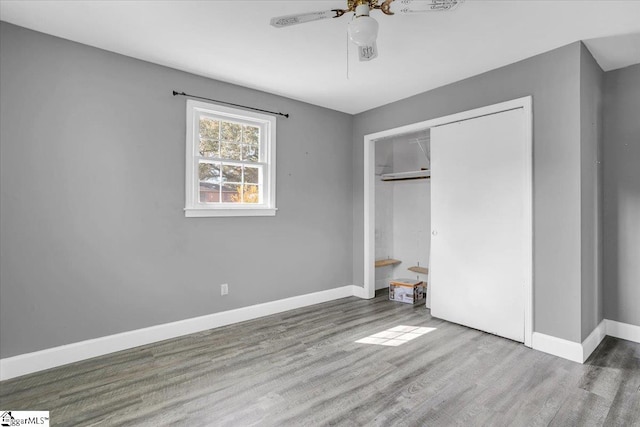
[348,16,379,46]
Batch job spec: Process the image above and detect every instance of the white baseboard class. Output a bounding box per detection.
[533,319,639,364]
[532,332,584,363]
[1,285,361,381]
[581,320,607,362]
[605,319,640,343]
[4,288,635,380]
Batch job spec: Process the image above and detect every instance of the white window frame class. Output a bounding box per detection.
[184,100,277,217]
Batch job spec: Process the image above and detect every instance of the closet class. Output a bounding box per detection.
[368,98,532,344]
[374,130,432,306]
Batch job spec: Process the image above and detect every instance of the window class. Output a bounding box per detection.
[185,100,276,217]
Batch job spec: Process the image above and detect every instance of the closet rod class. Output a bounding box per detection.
[172,91,289,118]
[381,176,431,182]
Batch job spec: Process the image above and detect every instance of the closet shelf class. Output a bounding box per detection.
[408,266,429,275]
[381,169,431,182]
[375,259,401,268]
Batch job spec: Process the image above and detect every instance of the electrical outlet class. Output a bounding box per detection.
[221,283,229,296]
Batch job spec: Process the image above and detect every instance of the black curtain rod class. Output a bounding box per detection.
[172,91,289,118]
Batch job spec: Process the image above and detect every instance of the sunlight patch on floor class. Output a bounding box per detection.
[355,325,436,347]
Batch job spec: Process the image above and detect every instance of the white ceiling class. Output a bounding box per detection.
[1,1,639,114]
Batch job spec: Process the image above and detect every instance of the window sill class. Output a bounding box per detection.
[184,208,277,218]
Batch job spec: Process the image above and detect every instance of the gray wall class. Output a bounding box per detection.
[352,43,585,343]
[579,44,604,340]
[2,20,636,360]
[0,22,354,358]
[603,63,640,327]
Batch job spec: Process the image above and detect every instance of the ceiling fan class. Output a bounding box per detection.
[270,0,463,61]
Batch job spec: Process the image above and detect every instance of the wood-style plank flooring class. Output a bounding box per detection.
[1,289,639,426]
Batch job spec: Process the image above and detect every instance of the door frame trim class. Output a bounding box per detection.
[363,96,533,347]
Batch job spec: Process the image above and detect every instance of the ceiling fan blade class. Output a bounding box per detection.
[358,42,378,62]
[389,0,463,14]
[270,10,338,28]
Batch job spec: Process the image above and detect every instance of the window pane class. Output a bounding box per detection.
[221,121,241,142]
[242,144,259,162]
[244,166,259,184]
[187,102,274,213]
[243,185,260,204]
[199,162,220,183]
[199,139,219,157]
[200,118,219,139]
[221,142,241,160]
[242,125,260,144]
[222,183,242,203]
[199,183,220,203]
[222,165,242,183]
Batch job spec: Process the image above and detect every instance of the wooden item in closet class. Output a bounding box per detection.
[374,258,401,268]
[408,266,429,275]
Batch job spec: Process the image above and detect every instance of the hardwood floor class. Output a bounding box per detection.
[1,289,639,426]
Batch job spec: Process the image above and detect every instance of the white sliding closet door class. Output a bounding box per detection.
[430,108,527,342]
